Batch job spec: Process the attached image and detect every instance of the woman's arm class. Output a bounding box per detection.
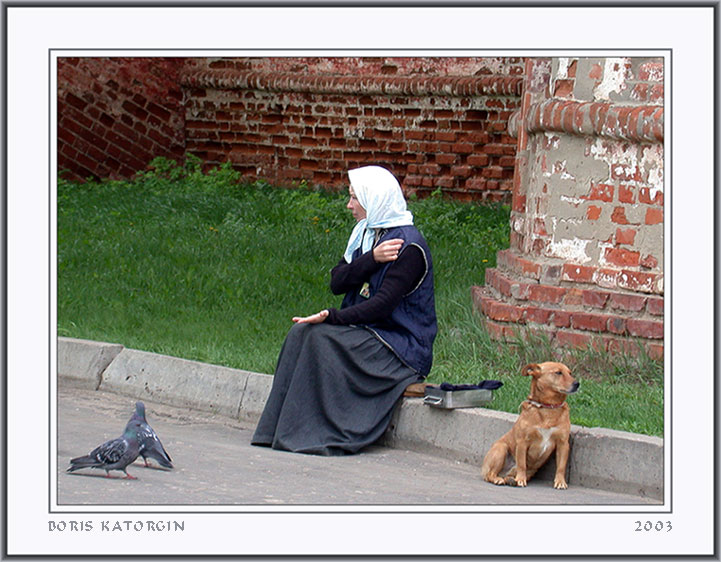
[325,244,426,326]
[329,238,405,295]
[294,239,420,325]
[329,251,380,295]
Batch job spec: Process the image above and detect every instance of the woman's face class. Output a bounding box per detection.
[347,186,366,222]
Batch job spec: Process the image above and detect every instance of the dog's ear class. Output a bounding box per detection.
[522,364,541,377]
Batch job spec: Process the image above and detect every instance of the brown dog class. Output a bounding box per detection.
[481,362,579,489]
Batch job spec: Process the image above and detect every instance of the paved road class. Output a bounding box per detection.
[57,387,658,507]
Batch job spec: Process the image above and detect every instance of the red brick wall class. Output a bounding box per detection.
[181,57,524,201]
[57,57,186,181]
[57,56,524,202]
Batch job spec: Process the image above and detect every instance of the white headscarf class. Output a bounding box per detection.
[343,166,414,263]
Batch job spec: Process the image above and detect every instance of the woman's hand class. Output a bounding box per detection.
[373,238,404,263]
[292,309,329,324]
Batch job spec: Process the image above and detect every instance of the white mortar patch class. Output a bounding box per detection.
[551,58,573,96]
[594,57,629,101]
[547,235,591,263]
[641,144,665,199]
[512,216,525,234]
[590,137,635,163]
[556,58,572,79]
[544,132,560,150]
[598,241,614,267]
[560,195,584,206]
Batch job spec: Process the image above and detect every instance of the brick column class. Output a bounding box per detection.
[474,57,664,359]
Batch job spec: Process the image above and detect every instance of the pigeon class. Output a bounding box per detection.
[126,401,173,469]
[67,421,143,479]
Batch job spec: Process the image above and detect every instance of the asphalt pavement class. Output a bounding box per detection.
[57,386,659,507]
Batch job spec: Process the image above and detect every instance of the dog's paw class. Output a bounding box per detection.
[514,477,527,487]
[486,476,506,486]
[553,478,568,490]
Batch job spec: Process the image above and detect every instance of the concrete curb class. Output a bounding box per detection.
[57,338,124,390]
[381,400,663,499]
[57,337,664,500]
[101,348,256,419]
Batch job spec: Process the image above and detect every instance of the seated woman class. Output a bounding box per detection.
[251,165,437,455]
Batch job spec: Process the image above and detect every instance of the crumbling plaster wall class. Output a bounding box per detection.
[522,58,664,275]
[477,56,665,356]
[523,131,664,276]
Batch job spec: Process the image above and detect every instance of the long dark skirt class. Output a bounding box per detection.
[251,322,420,455]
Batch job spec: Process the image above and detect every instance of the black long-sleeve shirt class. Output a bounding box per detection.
[325,245,426,326]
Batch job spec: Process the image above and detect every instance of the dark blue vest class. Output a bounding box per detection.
[341,225,437,377]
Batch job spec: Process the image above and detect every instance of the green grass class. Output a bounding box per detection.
[57,157,664,437]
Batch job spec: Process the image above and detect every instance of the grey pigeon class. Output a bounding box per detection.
[126,401,173,469]
[67,421,143,479]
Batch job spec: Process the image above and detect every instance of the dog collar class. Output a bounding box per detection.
[525,399,564,409]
